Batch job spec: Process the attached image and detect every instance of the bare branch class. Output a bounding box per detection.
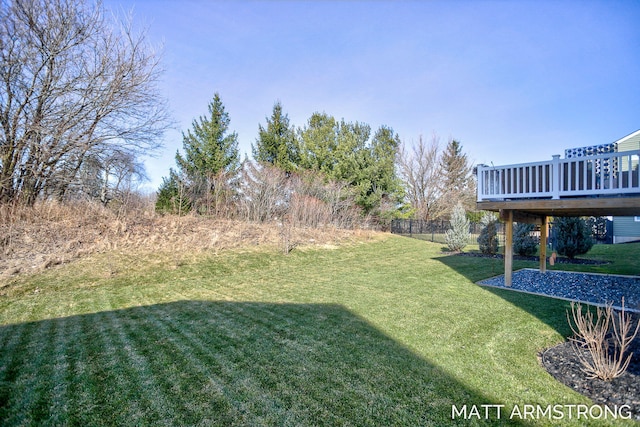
[0,0,170,204]
[568,300,640,381]
[397,134,445,220]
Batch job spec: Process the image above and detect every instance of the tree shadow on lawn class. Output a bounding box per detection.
[435,253,573,339]
[0,300,532,426]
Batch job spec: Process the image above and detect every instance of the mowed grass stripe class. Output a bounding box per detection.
[117,301,444,425]
[81,310,148,425]
[0,322,33,396]
[130,301,335,425]
[104,308,180,425]
[45,317,75,425]
[2,318,55,425]
[62,311,97,427]
[118,303,242,425]
[104,285,242,424]
[0,323,30,421]
[73,309,169,426]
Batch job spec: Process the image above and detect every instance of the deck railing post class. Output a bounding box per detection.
[477,164,485,201]
[552,155,561,199]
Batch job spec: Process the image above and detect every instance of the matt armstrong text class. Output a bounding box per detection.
[451,403,632,421]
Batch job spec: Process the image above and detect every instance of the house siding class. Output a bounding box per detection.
[617,131,640,173]
[612,131,640,243]
[613,216,640,244]
[616,130,640,152]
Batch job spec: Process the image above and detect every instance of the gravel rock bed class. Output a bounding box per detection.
[478,269,640,312]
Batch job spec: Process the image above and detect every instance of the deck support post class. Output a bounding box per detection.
[504,210,513,287]
[539,216,548,273]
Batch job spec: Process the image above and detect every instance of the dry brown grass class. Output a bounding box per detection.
[0,200,379,280]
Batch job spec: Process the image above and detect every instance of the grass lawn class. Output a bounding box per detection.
[0,236,638,426]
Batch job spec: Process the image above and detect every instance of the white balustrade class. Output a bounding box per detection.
[477,150,640,201]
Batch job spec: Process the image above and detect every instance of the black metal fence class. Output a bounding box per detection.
[390,217,613,247]
[390,219,505,245]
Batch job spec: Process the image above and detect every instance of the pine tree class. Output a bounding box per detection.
[513,223,538,256]
[445,202,470,252]
[252,102,298,173]
[297,113,402,216]
[297,112,338,174]
[554,217,594,259]
[440,140,470,191]
[439,139,474,217]
[176,93,240,180]
[155,169,191,215]
[359,126,403,217]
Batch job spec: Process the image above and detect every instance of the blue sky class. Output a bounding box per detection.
[104,0,640,191]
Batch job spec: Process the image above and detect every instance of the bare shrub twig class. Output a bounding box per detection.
[568,299,640,381]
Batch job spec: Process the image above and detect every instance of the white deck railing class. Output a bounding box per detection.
[477,150,640,201]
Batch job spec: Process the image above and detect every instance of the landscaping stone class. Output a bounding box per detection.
[478,269,640,311]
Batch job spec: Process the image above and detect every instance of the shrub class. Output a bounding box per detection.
[477,212,499,255]
[554,217,594,259]
[445,203,469,252]
[513,223,538,256]
[239,162,288,222]
[568,299,640,381]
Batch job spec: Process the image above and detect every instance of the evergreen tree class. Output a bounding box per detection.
[440,140,470,191]
[439,139,474,216]
[554,217,594,259]
[176,93,240,180]
[297,113,402,216]
[297,112,338,174]
[252,102,298,173]
[157,93,240,216]
[477,211,499,255]
[331,119,373,210]
[360,126,403,217]
[445,202,470,252]
[155,169,191,215]
[513,223,538,256]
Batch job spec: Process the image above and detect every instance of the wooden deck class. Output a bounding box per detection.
[475,149,640,285]
[477,195,640,218]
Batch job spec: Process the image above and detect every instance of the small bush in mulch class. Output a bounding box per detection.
[540,314,640,420]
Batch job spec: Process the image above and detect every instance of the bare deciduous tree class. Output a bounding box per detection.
[397,135,445,220]
[238,161,289,223]
[0,0,170,205]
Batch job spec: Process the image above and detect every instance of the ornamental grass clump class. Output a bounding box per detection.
[567,299,640,381]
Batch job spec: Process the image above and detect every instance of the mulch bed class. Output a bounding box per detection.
[540,323,640,420]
